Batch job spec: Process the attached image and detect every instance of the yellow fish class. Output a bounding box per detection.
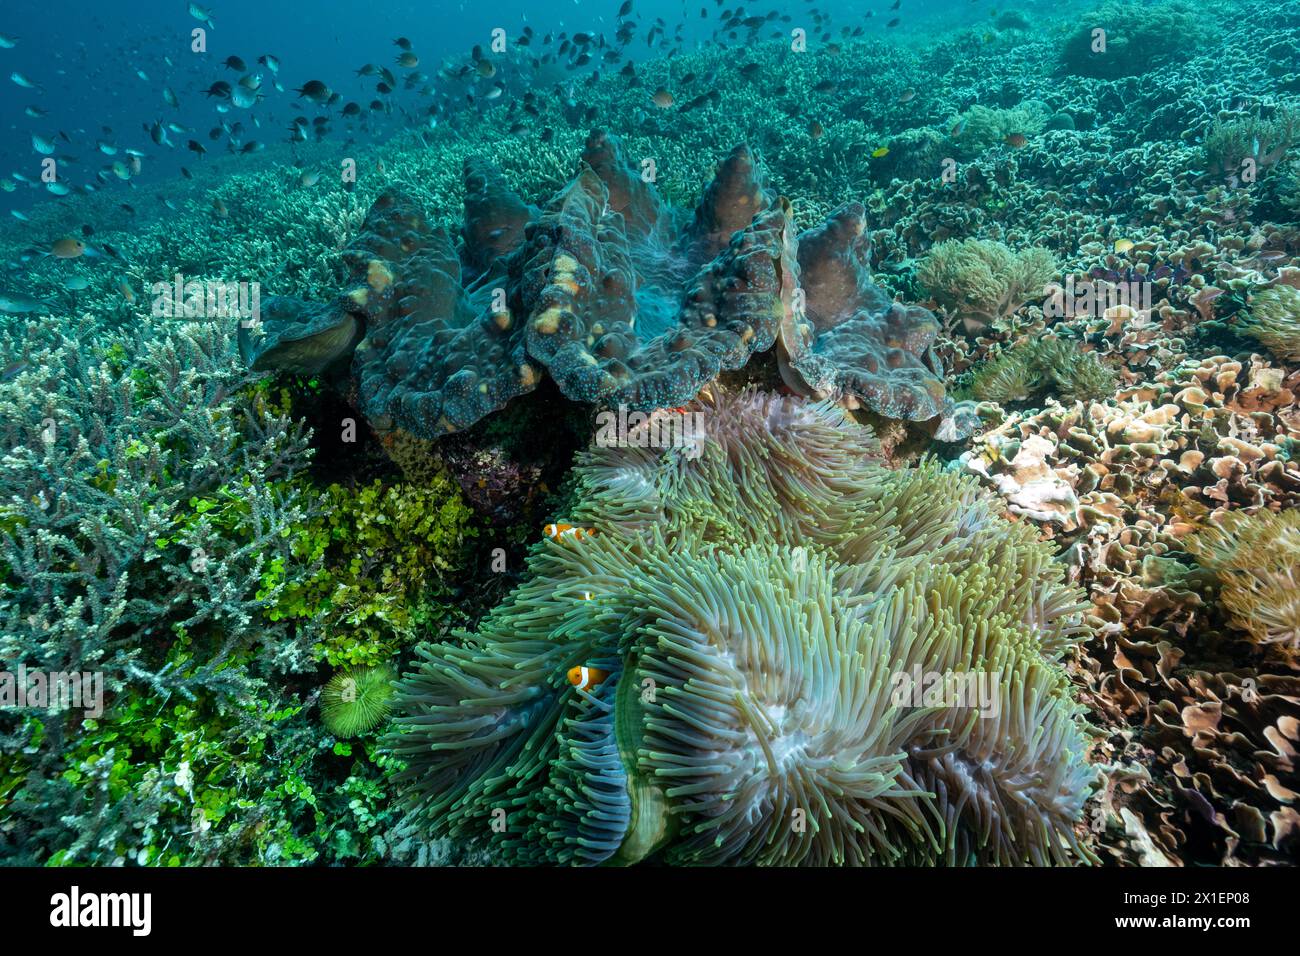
[871,146,890,158]
[567,665,609,691]
[543,522,597,542]
[50,237,85,259]
[1113,239,1134,254]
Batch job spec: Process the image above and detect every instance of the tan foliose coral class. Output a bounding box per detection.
[964,353,1300,865]
[242,130,968,443]
[966,355,1299,552]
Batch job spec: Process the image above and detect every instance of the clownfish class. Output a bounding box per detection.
[543,522,597,542]
[567,665,609,691]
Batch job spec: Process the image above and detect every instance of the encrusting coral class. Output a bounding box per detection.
[242,130,968,443]
[385,387,1096,866]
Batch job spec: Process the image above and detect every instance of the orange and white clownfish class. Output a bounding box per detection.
[543,522,597,542]
[567,665,610,691]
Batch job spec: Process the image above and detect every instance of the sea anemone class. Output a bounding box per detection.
[917,238,1058,330]
[321,663,397,737]
[971,338,1117,405]
[970,348,1038,404]
[1186,510,1300,655]
[1241,285,1300,362]
[386,388,1096,865]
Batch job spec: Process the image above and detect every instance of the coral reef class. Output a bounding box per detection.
[243,131,967,442]
[387,388,1095,866]
[3,0,1300,872]
[1059,2,1212,79]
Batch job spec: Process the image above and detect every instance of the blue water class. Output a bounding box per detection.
[0,0,1075,216]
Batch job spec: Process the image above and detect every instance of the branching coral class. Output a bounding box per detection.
[0,315,335,864]
[917,238,1058,329]
[971,337,1118,405]
[1241,284,1300,362]
[386,388,1095,866]
[0,316,317,698]
[243,130,967,442]
[1186,509,1300,656]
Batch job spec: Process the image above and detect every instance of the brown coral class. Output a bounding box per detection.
[964,353,1300,865]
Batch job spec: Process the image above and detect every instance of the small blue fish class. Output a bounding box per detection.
[189,3,216,29]
[1,361,29,381]
[0,290,50,314]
